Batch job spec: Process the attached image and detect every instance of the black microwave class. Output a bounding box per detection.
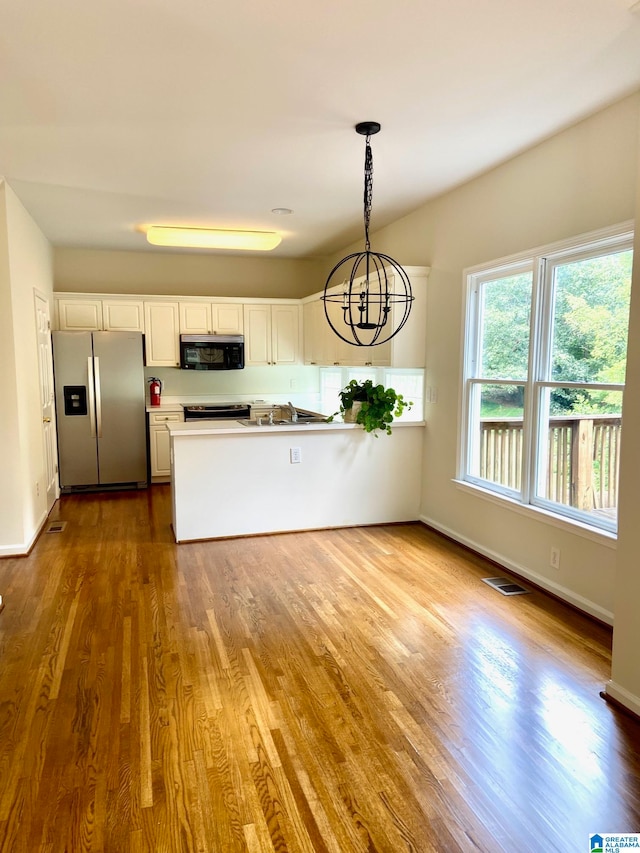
[180,334,245,370]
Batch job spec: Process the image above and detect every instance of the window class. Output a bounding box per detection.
[460,226,633,533]
[320,367,424,422]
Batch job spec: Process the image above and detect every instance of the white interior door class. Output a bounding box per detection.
[34,292,58,509]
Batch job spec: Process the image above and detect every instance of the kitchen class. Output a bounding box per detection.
[50,276,428,539]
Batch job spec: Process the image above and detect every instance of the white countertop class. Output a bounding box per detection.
[167,419,352,435]
[167,419,424,436]
[146,402,184,413]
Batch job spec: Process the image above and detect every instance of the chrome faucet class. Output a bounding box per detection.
[286,402,298,423]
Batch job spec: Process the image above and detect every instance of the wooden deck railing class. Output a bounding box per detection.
[479,415,622,510]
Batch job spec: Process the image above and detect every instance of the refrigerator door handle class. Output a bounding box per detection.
[94,356,103,438]
[88,356,97,438]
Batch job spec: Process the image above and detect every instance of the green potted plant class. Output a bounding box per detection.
[329,379,411,435]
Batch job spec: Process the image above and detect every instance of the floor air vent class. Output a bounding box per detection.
[45,521,67,534]
[482,577,530,596]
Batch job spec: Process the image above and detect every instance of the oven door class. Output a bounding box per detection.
[183,404,251,421]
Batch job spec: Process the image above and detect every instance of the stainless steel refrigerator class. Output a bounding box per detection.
[52,331,147,490]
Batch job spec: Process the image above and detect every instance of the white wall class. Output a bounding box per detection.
[144,364,320,406]
[0,180,54,555]
[607,125,640,715]
[0,183,24,549]
[323,93,640,623]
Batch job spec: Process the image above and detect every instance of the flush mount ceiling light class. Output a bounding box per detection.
[145,225,282,251]
[322,121,413,347]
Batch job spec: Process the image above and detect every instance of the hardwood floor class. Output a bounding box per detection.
[0,487,639,852]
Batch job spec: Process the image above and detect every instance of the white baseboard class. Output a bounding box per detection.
[604,680,640,718]
[0,508,50,558]
[419,513,614,626]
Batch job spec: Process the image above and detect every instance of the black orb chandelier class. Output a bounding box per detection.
[322,121,413,347]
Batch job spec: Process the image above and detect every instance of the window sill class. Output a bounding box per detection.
[452,478,617,548]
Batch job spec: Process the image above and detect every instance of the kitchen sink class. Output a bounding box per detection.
[237,416,328,427]
[236,405,330,427]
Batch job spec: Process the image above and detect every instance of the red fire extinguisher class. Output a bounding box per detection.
[148,377,163,407]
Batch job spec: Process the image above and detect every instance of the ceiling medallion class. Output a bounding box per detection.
[321,121,413,347]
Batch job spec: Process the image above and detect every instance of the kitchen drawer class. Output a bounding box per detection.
[149,412,183,425]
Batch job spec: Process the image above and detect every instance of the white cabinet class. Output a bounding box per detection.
[179,301,243,335]
[303,300,323,365]
[324,298,362,366]
[243,304,300,366]
[302,266,428,368]
[303,298,364,366]
[244,305,271,364]
[102,300,145,331]
[56,297,145,331]
[57,298,103,331]
[144,302,180,367]
[271,305,300,365]
[179,302,209,334]
[148,410,183,480]
[386,267,428,368]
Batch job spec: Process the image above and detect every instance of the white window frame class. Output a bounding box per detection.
[459,223,634,535]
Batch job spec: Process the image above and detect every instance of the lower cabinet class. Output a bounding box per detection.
[148,411,183,480]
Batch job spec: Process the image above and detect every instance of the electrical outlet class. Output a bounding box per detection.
[550,546,560,569]
[290,447,302,464]
[36,482,40,497]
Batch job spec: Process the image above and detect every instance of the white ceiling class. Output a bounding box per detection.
[2,0,640,259]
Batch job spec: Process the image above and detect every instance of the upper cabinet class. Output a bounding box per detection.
[56,298,103,330]
[243,304,301,366]
[57,297,145,332]
[54,275,430,370]
[271,305,300,365]
[302,266,429,368]
[302,300,324,365]
[102,300,145,332]
[386,267,429,368]
[144,302,180,367]
[179,301,243,335]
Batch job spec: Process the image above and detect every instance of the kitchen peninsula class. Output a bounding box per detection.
[168,418,424,541]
